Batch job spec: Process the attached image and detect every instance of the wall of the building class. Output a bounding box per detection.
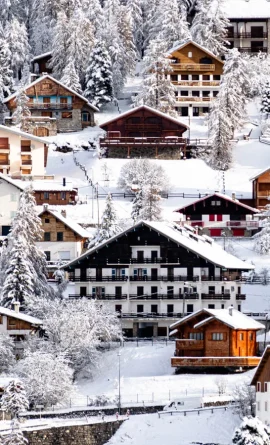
[0,181,20,229]
[38,241,83,262]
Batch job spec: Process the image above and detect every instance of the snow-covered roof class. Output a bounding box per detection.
[38,208,90,238]
[30,51,52,62]
[251,345,270,386]
[167,39,224,64]
[63,220,254,270]
[0,173,24,191]
[223,0,270,19]
[174,192,259,213]
[250,167,270,181]
[3,75,99,112]
[0,125,48,144]
[170,308,265,330]
[0,307,42,325]
[14,180,76,192]
[99,105,189,130]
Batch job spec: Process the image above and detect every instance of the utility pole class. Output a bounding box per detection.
[118,352,121,414]
[96,183,100,228]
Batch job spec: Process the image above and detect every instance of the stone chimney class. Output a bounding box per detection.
[61,209,67,218]
[232,192,236,201]
[228,305,233,316]
[63,178,66,187]
[13,301,20,313]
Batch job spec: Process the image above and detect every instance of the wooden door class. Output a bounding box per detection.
[33,127,49,137]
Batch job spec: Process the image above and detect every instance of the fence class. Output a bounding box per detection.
[158,404,236,418]
[83,192,244,201]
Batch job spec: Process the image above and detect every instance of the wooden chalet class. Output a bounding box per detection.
[0,304,42,342]
[99,105,189,159]
[32,179,78,205]
[251,345,270,424]
[4,74,98,136]
[174,192,259,237]
[250,167,270,209]
[170,307,264,371]
[167,40,224,117]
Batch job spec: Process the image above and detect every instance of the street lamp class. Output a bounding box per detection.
[117,352,121,414]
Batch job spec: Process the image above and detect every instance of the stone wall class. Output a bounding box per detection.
[57,109,82,132]
[107,146,184,160]
[24,420,124,445]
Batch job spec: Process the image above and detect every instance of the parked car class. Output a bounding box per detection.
[163,400,184,411]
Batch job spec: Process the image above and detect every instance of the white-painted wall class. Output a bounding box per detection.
[0,180,20,228]
[37,240,83,262]
[256,385,270,425]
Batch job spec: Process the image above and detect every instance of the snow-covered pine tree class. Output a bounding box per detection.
[0,334,15,373]
[141,0,161,52]
[83,0,104,34]
[131,188,143,223]
[50,11,69,79]
[12,87,31,128]
[134,38,176,116]
[1,380,29,419]
[60,60,82,94]
[0,29,13,98]
[253,217,270,255]
[3,423,28,445]
[30,0,55,55]
[118,7,136,83]
[140,185,162,221]
[84,39,113,108]
[1,238,34,308]
[261,82,270,117]
[5,18,30,82]
[232,417,270,445]
[89,193,121,247]
[126,0,143,56]
[191,0,229,56]
[154,0,191,49]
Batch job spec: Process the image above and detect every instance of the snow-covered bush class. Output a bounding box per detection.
[253,219,270,255]
[261,81,270,117]
[0,334,15,373]
[233,383,256,418]
[2,420,28,445]
[1,380,29,419]
[232,416,270,445]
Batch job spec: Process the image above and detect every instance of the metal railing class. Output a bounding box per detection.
[201,293,231,300]
[129,293,199,300]
[227,32,268,39]
[69,294,128,300]
[236,47,268,53]
[28,103,73,110]
[226,221,259,228]
[121,312,189,318]
[236,294,246,300]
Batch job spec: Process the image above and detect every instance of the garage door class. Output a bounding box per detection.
[210,229,222,237]
[232,229,245,237]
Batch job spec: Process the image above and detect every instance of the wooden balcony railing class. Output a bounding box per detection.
[172,81,220,87]
[171,63,215,71]
[28,103,73,110]
[129,275,199,282]
[129,293,199,300]
[100,137,187,148]
[176,97,213,102]
[201,293,231,300]
[68,275,128,282]
[21,159,32,165]
[171,356,260,368]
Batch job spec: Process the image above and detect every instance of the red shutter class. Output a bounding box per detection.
[210,229,222,237]
[216,214,223,222]
[232,229,245,237]
[209,214,215,221]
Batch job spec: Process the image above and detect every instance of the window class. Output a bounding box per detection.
[257,401,260,411]
[265,401,268,412]
[115,287,122,297]
[8,318,16,326]
[211,200,221,206]
[11,194,17,202]
[45,218,50,223]
[208,286,215,295]
[137,287,144,296]
[188,51,192,57]
[208,304,215,309]
[44,251,51,261]
[115,304,122,313]
[80,287,87,296]
[137,305,144,313]
[200,57,213,64]
[221,304,225,309]
[181,75,189,80]
[181,91,189,96]
[60,192,66,200]
[151,304,158,314]
[170,75,178,82]
[192,91,200,97]
[62,112,72,119]
[213,75,221,80]
[265,383,268,392]
[202,91,210,98]
[186,304,193,313]
[41,83,52,90]
[167,286,174,295]
[212,333,224,341]
[44,191,49,199]
[189,332,203,340]
[58,251,70,260]
[44,232,51,241]
[213,91,219,97]
[250,333,254,341]
[257,382,261,392]
[192,75,199,80]
[239,333,244,341]
[167,304,174,314]
[82,112,90,122]
[57,232,63,241]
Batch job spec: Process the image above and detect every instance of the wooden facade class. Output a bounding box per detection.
[171,308,263,371]
[99,105,188,159]
[0,306,42,343]
[167,41,224,117]
[31,52,52,75]
[251,167,270,209]
[175,193,259,237]
[40,210,88,244]
[4,75,97,135]
[34,188,78,206]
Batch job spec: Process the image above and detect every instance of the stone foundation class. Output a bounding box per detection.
[24,420,124,445]
[107,146,184,160]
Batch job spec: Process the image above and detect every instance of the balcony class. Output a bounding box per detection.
[121,312,187,319]
[236,47,268,53]
[227,32,268,39]
[69,294,128,300]
[226,221,259,229]
[172,81,220,87]
[201,293,231,300]
[129,275,199,282]
[28,103,73,110]
[176,339,204,350]
[68,276,128,282]
[171,63,215,71]
[0,145,10,153]
[236,294,246,300]
[21,147,31,153]
[176,96,213,103]
[0,159,9,165]
[171,356,260,368]
[21,159,32,166]
[99,138,187,149]
[129,293,199,300]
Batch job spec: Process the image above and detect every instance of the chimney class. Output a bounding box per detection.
[61,209,67,218]
[228,305,233,316]
[13,301,20,313]
[43,203,49,211]
[63,178,66,187]
[232,192,236,201]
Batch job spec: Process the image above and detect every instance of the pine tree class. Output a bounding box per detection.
[50,11,69,79]
[89,193,121,247]
[83,0,104,34]
[1,380,29,419]
[253,217,270,255]
[134,38,176,116]
[232,417,270,445]
[61,61,82,94]
[127,0,143,55]
[154,0,191,49]
[131,189,143,223]
[191,0,229,56]
[84,39,114,108]
[140,186,162,221]
[261,81,270,117]
[3,422,28,445]
[12,87,31,128]
[0,30,13,98]
[5,18,30,81]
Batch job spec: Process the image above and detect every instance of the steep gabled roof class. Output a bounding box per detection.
[174,192,259,214]
[170,308,265,330]
[38,208,90,238]
[99,105,189,130]
[167,39,224,65]
[251,345,270,386]
[31,52,52,62]
[0,307,42,325]
[250,167,270,181]
[63,220,254,270]
[223,0,270,19]
[3,74,99,112]
[0,173,24,191]
[0,125,48,144]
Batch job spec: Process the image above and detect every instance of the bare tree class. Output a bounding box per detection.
[233,382,256,418]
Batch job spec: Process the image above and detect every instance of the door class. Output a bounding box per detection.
[33,127,49,137]
[193,107,199,117]
[167,304,174,315]
[251,26,264,37]
[151,268,158,280]
[209,214,215,222]
[186,304,194,314]
[43,97,51,108]
[216,214,223,222]
[0,138,8,148]
[210,229,222,237]
[115,287,122,298]
[96,267,102,280]
[151,286,158,297]
[137,304,144,313]
[151,250,158,261]
[137,286,144,296]
[80,268,87,281]
[232,228,245,237]
[80,286,87,296]
[181,107,189,117]
[168,267,174,280]
[151,304,158,314]
[137,251,144,262]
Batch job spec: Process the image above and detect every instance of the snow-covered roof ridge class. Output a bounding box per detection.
[167,39,224,64]
[3,74,99,112]
[0,307,42,325]
[0,125,48,144]
[170,308,265,331]
[223,0,270,19]
[15,180,76,192]
[99,105,189,129]
[174,192,259,213]
[250,166,270,181]
[38,208,90,238]
[0,173,25,191]
[63,220,254,270]
[30,51,52,62]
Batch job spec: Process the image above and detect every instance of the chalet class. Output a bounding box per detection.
[99,105,189,159]
[174,192,259,237]
[63,220,253,338]
[0,303,42,343]
[4,74,98,136]
[38,206,90,274]
[31,179,78,206]
[31,52,52,76]
[170,307,264,371]
[0,125,48,177]
[251,345,270,425]
[167,40,224,117]
[223,0,270,55]
[250,167,270,209]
